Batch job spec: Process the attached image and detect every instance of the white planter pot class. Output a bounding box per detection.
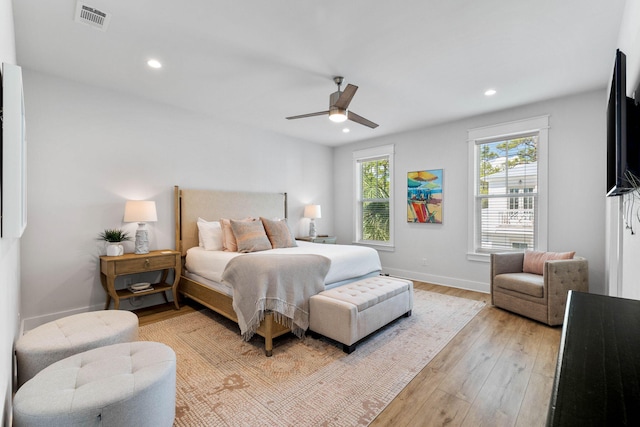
[106,242,124,256]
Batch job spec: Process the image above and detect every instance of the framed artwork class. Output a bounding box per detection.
[407,169,443,223]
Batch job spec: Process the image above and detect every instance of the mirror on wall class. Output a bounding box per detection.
[1,63,27,238]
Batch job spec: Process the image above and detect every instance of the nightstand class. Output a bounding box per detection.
[297,236,337,244]
[99,250,181,310]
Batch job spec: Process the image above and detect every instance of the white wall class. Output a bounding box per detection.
[0,0,18,423]
[334,90,607,294]
[20,70,334,326]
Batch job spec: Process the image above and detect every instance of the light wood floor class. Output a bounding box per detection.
[134,281,561,427]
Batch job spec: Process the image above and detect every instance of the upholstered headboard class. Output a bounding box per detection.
[174,186,287,256]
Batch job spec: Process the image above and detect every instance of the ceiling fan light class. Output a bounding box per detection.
[147,59,162,69]
[329,108,348,123]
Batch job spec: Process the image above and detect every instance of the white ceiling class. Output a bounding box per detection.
[12,0,626,146]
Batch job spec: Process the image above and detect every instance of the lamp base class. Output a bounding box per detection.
[309,219,317,238]
[134,223,149,254]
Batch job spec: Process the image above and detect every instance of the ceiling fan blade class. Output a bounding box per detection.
[334,84,358,109]
[286,110,330,120]
[348,111,379,128]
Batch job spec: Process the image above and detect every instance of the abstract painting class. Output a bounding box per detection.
[407,169,443,223]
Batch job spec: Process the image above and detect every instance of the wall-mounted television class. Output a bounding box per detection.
[607,49,640,196]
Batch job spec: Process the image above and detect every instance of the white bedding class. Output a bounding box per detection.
[185,241,381,285]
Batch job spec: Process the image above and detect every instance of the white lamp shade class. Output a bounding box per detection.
[304,204,322,219]
[123,200,158,223]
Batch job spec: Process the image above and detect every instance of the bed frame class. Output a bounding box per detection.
[174,185,291,356]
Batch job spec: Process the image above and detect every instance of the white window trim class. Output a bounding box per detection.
[353,144,395,250]
[467,115,549,262]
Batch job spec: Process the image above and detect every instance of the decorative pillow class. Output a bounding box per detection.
[230,219,272,253]
[196,218,223,251]
[261,217,297,249]
[523,250,576,275]
[220,218,254,252]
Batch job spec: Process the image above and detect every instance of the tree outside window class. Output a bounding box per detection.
[477,134,538,251]
[360,158,390,241]
[353,144,394,247]
[468,115,549,259]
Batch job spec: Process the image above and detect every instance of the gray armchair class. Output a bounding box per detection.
[490,252,589,326]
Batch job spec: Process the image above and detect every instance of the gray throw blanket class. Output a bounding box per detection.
[222,254,331,341]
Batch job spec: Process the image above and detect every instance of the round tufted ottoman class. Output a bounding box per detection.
[13,341,176,427]
[15,310,139,387]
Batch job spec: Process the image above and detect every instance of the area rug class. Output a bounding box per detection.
[138,289,485,426]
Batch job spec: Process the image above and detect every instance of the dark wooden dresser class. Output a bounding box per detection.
[547,291,640,426]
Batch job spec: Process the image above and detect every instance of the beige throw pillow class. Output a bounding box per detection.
[230,219,272,253]
[261,217,297,249]
[523,250,575,275]
[220,218,253,252]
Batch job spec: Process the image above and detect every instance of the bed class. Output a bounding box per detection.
[174,186,382,356]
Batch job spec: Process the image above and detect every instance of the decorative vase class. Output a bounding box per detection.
[106,242,124,256]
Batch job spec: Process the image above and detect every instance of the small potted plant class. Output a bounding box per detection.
[98,229,131,256]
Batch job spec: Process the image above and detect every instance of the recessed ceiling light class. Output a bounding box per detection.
[484,89,497,96]
[147,59,162,69]
[342,128,350,133]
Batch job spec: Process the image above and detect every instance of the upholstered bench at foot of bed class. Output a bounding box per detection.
[13,341,176,427]
[309,276,414,353]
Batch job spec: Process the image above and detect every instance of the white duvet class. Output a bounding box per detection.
[185,241,381,285]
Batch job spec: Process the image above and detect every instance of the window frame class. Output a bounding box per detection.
[467,116,549,262]
[353,144,395,250]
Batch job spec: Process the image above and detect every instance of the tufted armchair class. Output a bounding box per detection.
[490,252,589,326]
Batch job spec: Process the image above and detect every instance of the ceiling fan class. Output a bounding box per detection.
[286,76,379,129]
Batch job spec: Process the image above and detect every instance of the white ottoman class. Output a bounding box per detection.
[13,341,176,427]
[16,310,139,387]
[310,276,414,353]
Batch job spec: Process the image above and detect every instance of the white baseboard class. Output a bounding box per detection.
[382,267,490,294]
[21,272,487,333]
[21,293,171,333]
[21,304,102,333]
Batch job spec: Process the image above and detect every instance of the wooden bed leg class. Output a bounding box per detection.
[264,312,274,357]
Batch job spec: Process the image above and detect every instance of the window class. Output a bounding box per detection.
[468,116,548,260]
[509,188,520,210]
[523,188,534,210]
[353,144,394,249]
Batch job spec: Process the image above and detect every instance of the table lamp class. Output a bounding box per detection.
[304,204,321,238]
[123,200,158,254]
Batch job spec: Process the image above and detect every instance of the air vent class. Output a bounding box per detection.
[74,2,111,31]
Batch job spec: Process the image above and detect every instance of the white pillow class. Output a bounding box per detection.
[197,217,223,251]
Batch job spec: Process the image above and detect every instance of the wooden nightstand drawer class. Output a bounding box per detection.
[114,255,176,275]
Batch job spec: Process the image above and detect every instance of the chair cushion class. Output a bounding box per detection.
[523,250,575,275]
[494,272,544,298]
